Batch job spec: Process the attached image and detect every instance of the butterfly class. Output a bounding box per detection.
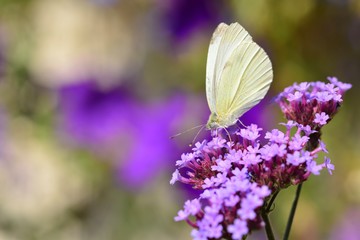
[205,22,273,130]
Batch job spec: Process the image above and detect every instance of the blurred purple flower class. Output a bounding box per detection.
[58,81,135,147]
[160,0,229,43]
[57,80,209,189]
[330,208,360,240]
[117,93,200,188]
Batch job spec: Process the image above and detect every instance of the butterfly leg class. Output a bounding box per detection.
[223,127,232,143]
[237,119,247,128]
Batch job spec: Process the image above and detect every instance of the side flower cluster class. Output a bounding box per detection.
[275,77,351,129]
[171,77,351,240]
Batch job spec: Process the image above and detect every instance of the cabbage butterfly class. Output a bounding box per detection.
[205,22,273,130]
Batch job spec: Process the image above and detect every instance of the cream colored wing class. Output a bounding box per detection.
[215,42,273,124]
[206,23,253,114]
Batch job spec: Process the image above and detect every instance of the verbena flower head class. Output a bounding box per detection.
[171,122,331,239]
[171,77,351,240]
[275,77,351,130]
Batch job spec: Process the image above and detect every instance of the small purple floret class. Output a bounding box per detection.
[314,112,330,126]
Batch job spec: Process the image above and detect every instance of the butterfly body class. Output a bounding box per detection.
[205,22,273,130]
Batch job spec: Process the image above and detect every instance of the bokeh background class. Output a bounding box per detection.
[0,0,359,239]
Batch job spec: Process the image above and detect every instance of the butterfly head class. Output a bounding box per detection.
[206,113,220,130]
[206,113,237,130]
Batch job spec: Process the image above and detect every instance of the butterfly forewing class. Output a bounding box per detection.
[206,23,228,113]
[206,23,252,115]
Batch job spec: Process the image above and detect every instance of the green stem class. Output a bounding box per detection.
[282,183,303,240]
[261,207,275,240]
[266,190,279,213]
[260,191,279,240]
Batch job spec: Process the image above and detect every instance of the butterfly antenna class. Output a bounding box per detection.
[170,124,204,139]
[190,124,206,147]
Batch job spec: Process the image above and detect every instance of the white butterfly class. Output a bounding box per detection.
[205,22,273,130]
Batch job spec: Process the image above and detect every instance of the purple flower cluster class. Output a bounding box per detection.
[275,77,351,130]
[171,77,351,240]
[172,131,271,240]
[171,122,331,239]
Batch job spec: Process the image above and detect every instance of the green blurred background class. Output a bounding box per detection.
[0,0,359,239]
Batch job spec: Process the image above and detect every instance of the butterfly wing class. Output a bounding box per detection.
[215,41,273,124]
[206,23,253,114]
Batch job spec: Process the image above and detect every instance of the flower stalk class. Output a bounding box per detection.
[283,183,302,240]
[261,206,276,240]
